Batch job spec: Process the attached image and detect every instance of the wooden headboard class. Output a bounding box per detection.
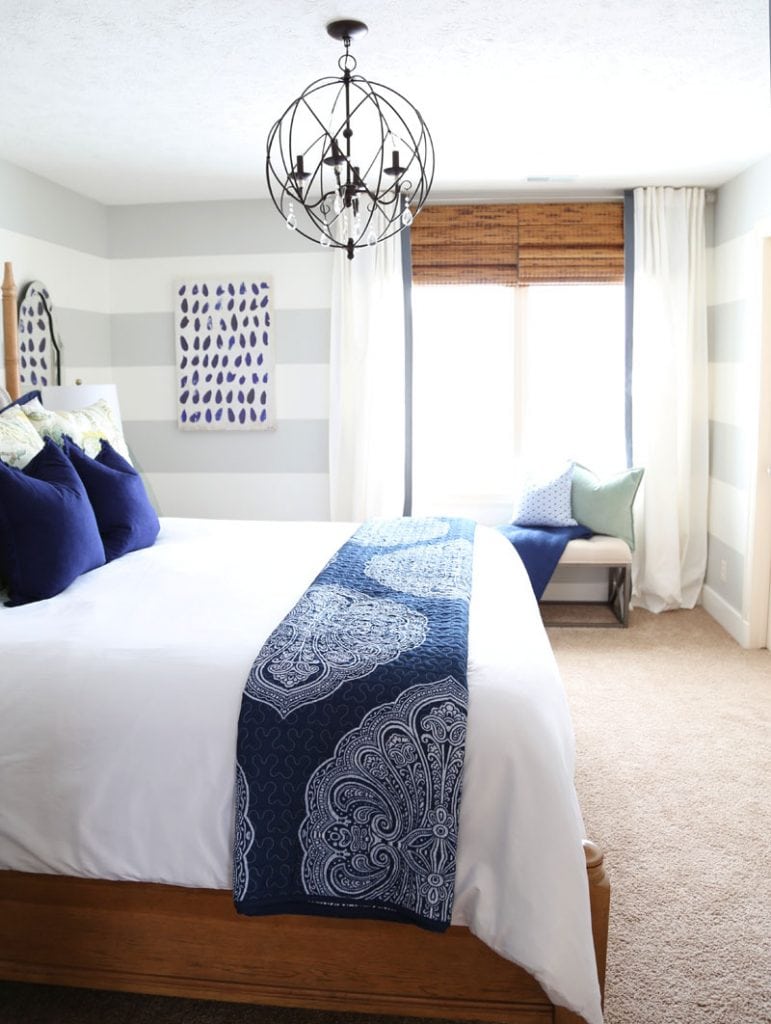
[2,261,20,401]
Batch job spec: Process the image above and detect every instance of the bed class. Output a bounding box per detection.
[0,260,608,1024]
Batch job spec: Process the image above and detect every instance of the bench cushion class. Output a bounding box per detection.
[559,534,632,566]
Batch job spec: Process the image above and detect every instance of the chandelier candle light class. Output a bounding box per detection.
[266,20,434,259]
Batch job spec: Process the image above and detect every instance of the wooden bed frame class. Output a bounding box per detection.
[0,259,609,1023]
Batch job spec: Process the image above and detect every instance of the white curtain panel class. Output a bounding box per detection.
[329,228,406,521]
[632,186,709,611]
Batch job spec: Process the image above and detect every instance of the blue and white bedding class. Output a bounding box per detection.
[499,523,593,599]
[0,517,602,1024]
[234,517,475,928]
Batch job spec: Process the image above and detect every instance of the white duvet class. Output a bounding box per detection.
[0,518,602,1024]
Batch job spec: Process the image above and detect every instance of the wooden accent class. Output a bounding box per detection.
[2,261,20,400]
[411,202,624,285]
[0,841,608,1024]
[411,204,520,285]
[584,840,610,1002]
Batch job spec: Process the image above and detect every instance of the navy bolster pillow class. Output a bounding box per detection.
[0,438,106,606]
[64,437,160,562]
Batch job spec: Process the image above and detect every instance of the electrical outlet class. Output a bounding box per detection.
[719,558,728,582]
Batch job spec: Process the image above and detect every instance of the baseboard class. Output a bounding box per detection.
[701,585,752,648]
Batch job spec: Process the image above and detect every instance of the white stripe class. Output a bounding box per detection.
[708,477,748,554]
[111,363,329,422]
[709,231,759,306]
[0,228,110,313]
[109,254,332,313]
[60,366,116,387]
[144,471,330,520]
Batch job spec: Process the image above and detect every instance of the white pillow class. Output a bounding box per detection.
[23,397,132,462]
[512,462,577,527]
[0,404,46,468]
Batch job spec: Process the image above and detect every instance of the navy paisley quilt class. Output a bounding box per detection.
[233,516,475,930]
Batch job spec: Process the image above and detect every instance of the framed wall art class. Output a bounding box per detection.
[174,277,275,431]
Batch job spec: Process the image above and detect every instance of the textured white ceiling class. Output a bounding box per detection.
[1,0,769,205]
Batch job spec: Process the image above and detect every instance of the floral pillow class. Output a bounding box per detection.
[0,404,45,469]
[22,397,131,463]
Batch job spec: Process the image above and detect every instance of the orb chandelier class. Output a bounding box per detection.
[266,19,435,260]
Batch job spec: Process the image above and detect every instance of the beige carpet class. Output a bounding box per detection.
[1,608,769,1023]
[549,607,771,1024]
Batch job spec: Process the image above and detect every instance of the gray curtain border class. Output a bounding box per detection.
[624,190,635,467]
[401,226,414,515]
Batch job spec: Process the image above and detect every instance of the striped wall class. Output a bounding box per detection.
[1,158,334,521]
[0,158,111,391]
[705,153,771,643]
[107,201,333,519]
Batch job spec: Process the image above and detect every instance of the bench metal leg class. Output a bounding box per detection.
[608,566,630,626]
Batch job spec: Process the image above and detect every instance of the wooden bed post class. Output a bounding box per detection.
[2,261,20,400]
[553,840,610,1023]
[584,839,610,1002]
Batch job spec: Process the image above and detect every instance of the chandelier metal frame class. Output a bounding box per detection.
[266,20,435,259]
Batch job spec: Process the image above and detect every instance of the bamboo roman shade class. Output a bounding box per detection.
[410,202,624,285]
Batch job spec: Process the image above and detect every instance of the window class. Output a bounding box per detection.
[411,285,516,521]
[409,202,626,522]
[410,281,625,522]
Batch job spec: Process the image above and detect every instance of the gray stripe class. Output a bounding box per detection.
[111,313,175,366]
[124,419,328,473]
[705,535,744,611]
[111,309,330,367]
[708,301,749,363]
[108,199,329,258]
[714,154,771,246]
[709,420,750,489]
[277,309,331,363]
[0,157,108,256]
[54,308,112,368]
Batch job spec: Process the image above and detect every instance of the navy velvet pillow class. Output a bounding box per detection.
[0,438,106,606]
[64,437,160,561]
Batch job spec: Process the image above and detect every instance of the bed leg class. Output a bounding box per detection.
[584,839,609,1004]
[551,842,609,1023]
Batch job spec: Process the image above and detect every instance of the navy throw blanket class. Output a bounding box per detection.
[234,516,475,931]
[498,523,592,599]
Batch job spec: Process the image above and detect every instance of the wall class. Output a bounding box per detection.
[0,158,111,388]
[705,153,771,644]
[107,201,332,520]
[1,158,334,521]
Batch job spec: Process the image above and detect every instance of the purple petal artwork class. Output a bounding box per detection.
[175,278,275,431]
[18,284,57,388]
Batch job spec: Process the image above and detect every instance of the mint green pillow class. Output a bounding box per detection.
[571,464,644,549]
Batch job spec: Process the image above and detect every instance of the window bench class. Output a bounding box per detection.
[541,535,633,627]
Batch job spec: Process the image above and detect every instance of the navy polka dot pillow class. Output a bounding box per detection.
[513,462,577,527]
